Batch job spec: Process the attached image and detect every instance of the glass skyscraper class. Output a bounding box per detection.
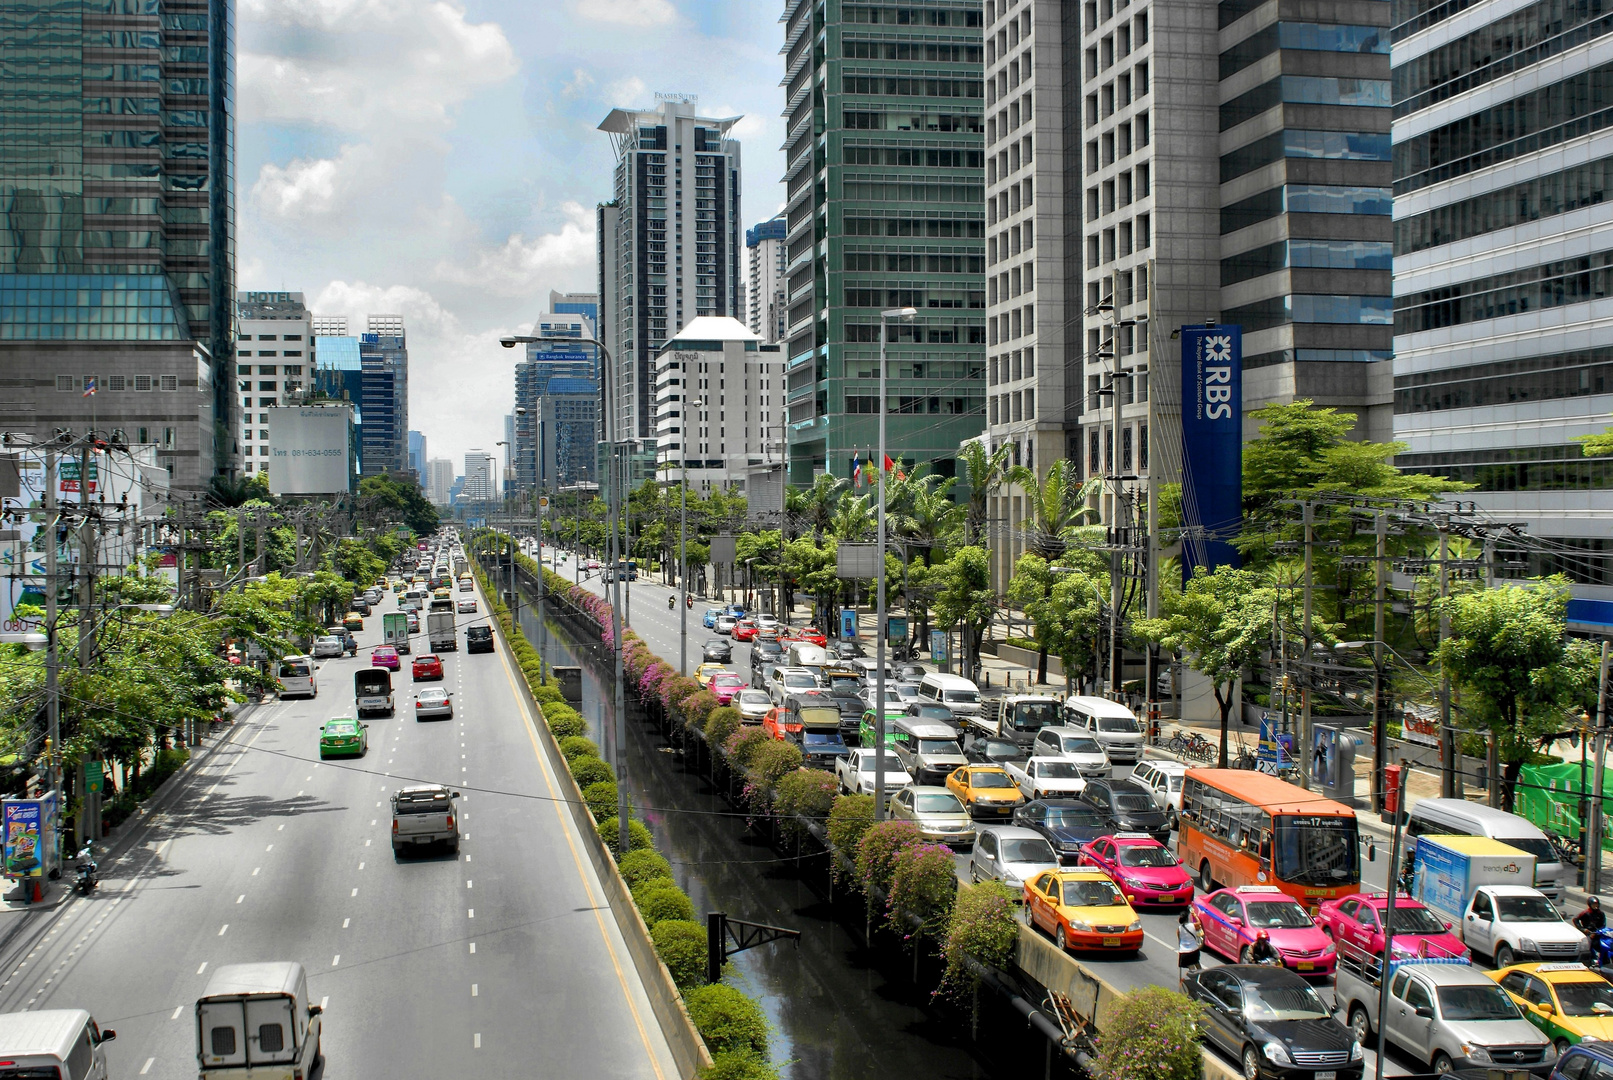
[0,0,236,486]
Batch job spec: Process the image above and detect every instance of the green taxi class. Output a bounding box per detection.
[1490,962,1613,1052]
[858,708,905,747]
[319,718,369,759]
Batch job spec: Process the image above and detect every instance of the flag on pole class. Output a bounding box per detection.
[851,452,861,487]
[81,376,96,398]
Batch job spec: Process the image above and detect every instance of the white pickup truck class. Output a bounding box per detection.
[1003,756,1087,800]
[391,785,461,856]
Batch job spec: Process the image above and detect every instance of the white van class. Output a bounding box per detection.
[197,961,322,1079]
[1062,696,1144,764]
[276,655,317,700]
[0,1009,115,1079]
[1406,797,1571,903]
[916,672,982,718]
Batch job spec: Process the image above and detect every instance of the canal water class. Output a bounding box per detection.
[512,599,1026,1080]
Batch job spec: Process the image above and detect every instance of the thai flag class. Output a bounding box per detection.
[82,376,96,397]
[851,452,861,487]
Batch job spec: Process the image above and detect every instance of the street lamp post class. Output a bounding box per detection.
[679,396,705,677]
[503,329,630,855]
[873,306,916,822]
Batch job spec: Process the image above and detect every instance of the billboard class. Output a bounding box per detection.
[268,406,353,495]
[1179,324,1243,578]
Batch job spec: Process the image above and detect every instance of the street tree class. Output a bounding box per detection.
[1007,554,1103,688]
[358,474,439,536]
[958,440,1011,545]
[1005,459,1098,561]
[931,546,996,680]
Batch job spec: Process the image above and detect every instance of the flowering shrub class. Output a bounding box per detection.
[679,690,721,734]
[1091,986,1204,1080]
[639,662,675,706]
[886,842,958,939]
[739,741,804,814]
[704,706,742,748]
[771,769,837,836]
[854,819,923,898]
[725,727,773,768]
[827,795,875,882]
[937,881,1020,1003]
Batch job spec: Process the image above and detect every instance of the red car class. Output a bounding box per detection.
[1193,885,1337,975]
[1077,834,1194,907]
[792,626,827,647]
[732,619,758,642]
[707,672,747,705]
[762,707,799,741]
[1316,893,1467,962]
[412,654,444,680]
[371,646,400,671]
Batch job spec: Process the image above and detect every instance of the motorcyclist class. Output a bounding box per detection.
[1248,929,1282,966]
[668,594,675,610]
[1574,896,1606,934]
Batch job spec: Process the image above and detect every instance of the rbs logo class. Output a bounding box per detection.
[1202,334,1235,420]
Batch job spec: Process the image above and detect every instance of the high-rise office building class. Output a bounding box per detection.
[1391,0,1613,596]
[358,314,409,476]
[425,457,455,505]
[462,450,496,504]
[408,430,426,475]
[0,0,237,489]
[547,289,599,327]
[514,311,600,493]
[654,317,780,493]
[779,0,988,483]
[536,378,600,489]
[598,97,744,442]
[236,292,313,475]
[746,218,787,343]
[981,0,1077,585]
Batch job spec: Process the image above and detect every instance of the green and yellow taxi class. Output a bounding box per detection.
[392,580,406,594]
[1490,962,1613,1051]
[318,718,369,759]
[343,610,364,631]
[858,707,904,747]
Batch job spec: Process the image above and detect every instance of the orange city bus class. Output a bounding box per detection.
[1177,768,1360,911]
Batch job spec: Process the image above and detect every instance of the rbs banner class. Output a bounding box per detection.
[1180,324,1242,578]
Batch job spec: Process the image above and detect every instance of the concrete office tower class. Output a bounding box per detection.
[0,0,237,489]
[654,317,781,494]
[548,290,599,327]
[1218,0,1393,438]
[746,218,787,343]
[312,316,348,337]
[514,312,600,493]
[598,97,744,443]
[981,0,1078,586]
[408,430,426,475]
[359,314,409,476]
[1391,0,1613,596]
[236,292,314,475]
[779,0,988,483]
[462,451,497,504]
[425,457,455,505]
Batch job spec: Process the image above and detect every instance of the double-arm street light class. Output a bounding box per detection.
[501,329,630,856]
[680,396,705,677]
[872,305,916,822]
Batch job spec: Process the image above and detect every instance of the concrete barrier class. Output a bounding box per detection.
[1016,925,1241,1080]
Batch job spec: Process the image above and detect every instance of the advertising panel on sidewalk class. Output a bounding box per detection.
[1179,324,1243,579]
[2,793,57,881]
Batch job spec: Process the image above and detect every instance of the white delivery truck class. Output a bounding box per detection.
[427,610,457,652]
[1412,834,1583,964]
[196,962,322,1079]
[970,694,1062,745]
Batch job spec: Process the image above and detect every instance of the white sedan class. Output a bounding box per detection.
[457,598,478,614]
[836,748,912,796]
[311,635,345,659]
[1003,756,1088,800]
[415,687,454,720]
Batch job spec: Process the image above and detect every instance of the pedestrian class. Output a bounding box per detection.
[1178,909,1203,988]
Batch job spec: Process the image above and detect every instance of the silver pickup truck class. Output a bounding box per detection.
[1334,955,1555,1074]
[391,785,461,856]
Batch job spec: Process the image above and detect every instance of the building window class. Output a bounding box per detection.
[160,375,178,391]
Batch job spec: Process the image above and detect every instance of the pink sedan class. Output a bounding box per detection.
[707,672,747,705]
[1077,834,1194,907]
[1316,893,1468,962]
[1193,885,1338,975]
[372,646,400,671]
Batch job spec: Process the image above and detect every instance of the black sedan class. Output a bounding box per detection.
[702,639,733,663]
[1185,966,1362,1080]
[1011,799,1110,862]
[965,737,1027,765]
[1080,777,1171,843]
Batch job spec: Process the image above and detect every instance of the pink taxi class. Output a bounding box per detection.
[1316,893,1468,962]
[1077,834,1194,907]
[1193,885,1338,976]
[707,672,747,705]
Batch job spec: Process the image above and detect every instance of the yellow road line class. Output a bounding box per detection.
[495,634,668,1080]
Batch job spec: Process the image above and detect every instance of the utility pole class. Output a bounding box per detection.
[1438,523,1457,798]
[536,495,547,667]
[42,447,60,901]
[1109,490,1124,695]
[1373,511,1388,816]
[1588,640,1611,894]
[1298,500,1315,790]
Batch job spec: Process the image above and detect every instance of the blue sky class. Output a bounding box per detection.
[237,0,786,468]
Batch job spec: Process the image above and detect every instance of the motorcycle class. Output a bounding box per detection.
[73,845,99,896]
[668,595,675,610]
[1579,926,1613,974]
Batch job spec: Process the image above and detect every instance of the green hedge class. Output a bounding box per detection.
[700,1053,779,1080]
[597,816,655,853]
[558,736,600,765]
[617,849,673,890]
[704,706,741,748]
[633,880,696,929]
[570,756,616,789]
[685,985,770,1060]
[583,781,619,824]
[650,919,708,990]
[546,710,587,740]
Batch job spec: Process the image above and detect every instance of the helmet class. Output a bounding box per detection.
[1256,930,1270,941]
[1593,897,1603,910]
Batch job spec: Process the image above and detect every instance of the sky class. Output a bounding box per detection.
[237,0,786,472]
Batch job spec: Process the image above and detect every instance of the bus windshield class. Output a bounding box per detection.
[1274,815,1359,888]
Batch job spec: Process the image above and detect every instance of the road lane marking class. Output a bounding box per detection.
[343,918,350,928]
[365,839,371,846]
[332,955,340,966]
[474,1033,481,1049]
[296,790,303,797]
[469,943,475,954]
[466,880,472,889]
[197,962,207,975]
[320,996,329,1009]
[277,823,285,831]
[471,984,478,997]
[351,888,358,897]
[370,820,376,826]
[171,1006,184,1020]
[236,895,244,904]
[358,862,365,870]
[265,844,273,851]
[140,1058,154,1074]
[468,908,474,918]
[252,867,260,876]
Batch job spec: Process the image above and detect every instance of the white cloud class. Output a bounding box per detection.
[433,202,597,297]
[604,75,648,108]
[239,0,517,132]
[573,0,677,27]
[251,144,371,220]
[560,68,595,98]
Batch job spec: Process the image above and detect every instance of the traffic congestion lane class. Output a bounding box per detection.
[0,584,676,1080]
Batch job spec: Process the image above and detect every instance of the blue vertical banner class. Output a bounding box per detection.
[1179,324,1243,579]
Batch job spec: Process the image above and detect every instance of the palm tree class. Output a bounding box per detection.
[829,492,874,542]
[799,472,847,542]
[958,440,1012,544]
[895,478,965,552]
[1006,458,1100,561]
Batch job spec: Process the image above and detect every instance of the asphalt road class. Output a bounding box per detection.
[559,555,1426,1075]
[0,581,677,1080]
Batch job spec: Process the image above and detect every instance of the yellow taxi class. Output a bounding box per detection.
[433,587,452,601]
[1490,962,1613,1051]
[944,764,1025,820]
[693,662,731,685]
[342,611,364,631]
[1024,867,1144,955]
[392,581,406,594]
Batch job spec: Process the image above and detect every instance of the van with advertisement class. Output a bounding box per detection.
[382,611,410,655]
[354,669,393,718]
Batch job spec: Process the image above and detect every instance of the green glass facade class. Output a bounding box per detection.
[782,0,988,482]
[0,0,235,386]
